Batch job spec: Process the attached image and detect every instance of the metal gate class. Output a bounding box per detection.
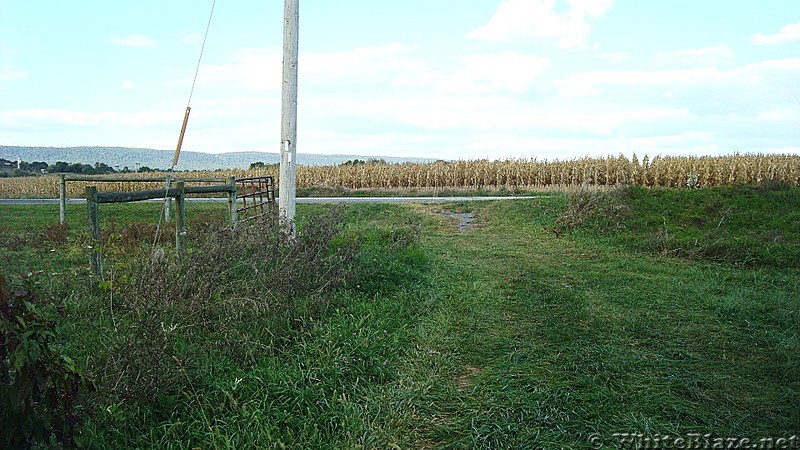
[236,176,276,220]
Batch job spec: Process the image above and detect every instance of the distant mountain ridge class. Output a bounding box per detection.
[0,146,434,171]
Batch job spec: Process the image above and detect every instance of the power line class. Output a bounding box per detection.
[153,0,217,252]
[187,0,217,107]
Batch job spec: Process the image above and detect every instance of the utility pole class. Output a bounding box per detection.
[279,0,299,233]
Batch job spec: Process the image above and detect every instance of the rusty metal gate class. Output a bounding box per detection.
[236,176,276,220]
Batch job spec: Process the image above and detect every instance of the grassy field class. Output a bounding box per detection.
[1,185,798,449]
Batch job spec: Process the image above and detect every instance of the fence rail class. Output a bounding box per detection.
[63,175,230,183]
[81,175,276,277]
[86,181,193,276]
[60,174,236,225]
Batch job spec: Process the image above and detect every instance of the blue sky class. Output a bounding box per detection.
[1,0,799,161]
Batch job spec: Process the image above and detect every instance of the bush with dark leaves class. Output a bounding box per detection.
[0,275,94,450]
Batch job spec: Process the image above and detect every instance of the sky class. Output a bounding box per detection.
[1,0,799,161]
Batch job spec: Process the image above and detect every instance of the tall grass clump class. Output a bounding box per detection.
[554,186,631,236]
[50,204,427,447]
[99,208,360,400]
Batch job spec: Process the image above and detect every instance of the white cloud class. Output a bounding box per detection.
[556,67,726,97]
[593,51,630,64]
[195,44,548,98]
[437,52,550,95]
[121,80,135,90]
[303,43,430,86]
[195,47,282,91]
[182,33,203,44]
[306,94,514,131]
[627,133,721,156]
[280,46,797,159]
[0,65,27,82]
[753,21,800,45]
[305,45,550,95]
[655,46,734,68]
[0,108,177,128]
[193,44,425,92]
[756,106,800,122]
[307,92,690,137]
[109,34,158,49]
[467,0,614,48]
[298,129,445,157]
[555,58,800,110]
[0,43,15,58]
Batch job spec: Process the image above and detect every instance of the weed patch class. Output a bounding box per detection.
[554,186,631,236]
[54,204,429,446]
[558,185,800,267]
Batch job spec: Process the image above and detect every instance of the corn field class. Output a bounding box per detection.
[1,153,799,198]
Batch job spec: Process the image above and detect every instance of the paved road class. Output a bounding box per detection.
[0,196,548,205]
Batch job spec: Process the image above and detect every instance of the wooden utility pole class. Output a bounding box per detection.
[279,0,299,233]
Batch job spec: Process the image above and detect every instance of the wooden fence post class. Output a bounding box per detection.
[86,186,102,277]
[228,176,238,225]
[59,174,67,225]
[175,181,186,254]
[165,175,172,224]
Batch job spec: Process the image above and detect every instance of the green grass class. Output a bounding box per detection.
[1,186,798,449]
[0,201,234,274]
[401,198,798,447]
[569,184,800,268]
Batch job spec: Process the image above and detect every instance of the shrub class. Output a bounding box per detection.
[0,275,94,449]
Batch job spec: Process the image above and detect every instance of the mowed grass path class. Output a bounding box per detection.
[393,199,798,448]
[1,197,798,448]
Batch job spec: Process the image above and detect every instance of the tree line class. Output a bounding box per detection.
[0,158,158,177]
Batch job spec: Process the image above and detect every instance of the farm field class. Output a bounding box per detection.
[1,153,800,199]
[1,184,799,448]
